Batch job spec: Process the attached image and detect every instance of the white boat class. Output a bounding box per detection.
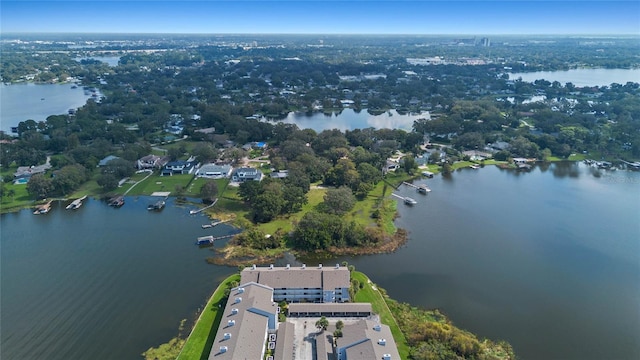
[470,164,480,169]
[417,185,431,194]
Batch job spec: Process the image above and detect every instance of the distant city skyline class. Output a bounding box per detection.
[1,1,639,35]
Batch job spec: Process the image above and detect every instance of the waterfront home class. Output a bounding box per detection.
[196,164,232,179]
[14,163,52,180]
[231,167,263,182]
[161,160,197,176]
[269,170,289,179]
[136,154,168,170]
[462,150,492,161]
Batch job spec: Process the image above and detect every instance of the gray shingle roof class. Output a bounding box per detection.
[240,265,350,291]
[208,282,277,360]
[336,320,401,360]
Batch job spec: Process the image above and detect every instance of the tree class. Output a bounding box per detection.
[442,162,453,175]
[199,180,218,203]
[322,186,356,215]
[402,155,418,175]
[27,174,53,199]
[192,143,218,163]
[97,173,118,192]
[238,180,262,203]
[168,146,184,161]
[102,158,135,179]
[315,316,329,332]
[51,164,89,196]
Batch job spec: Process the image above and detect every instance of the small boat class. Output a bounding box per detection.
[404,197,417,205]
[196,235,214,245]
[147,200,165,211]
[470,164,480,169]
[417,185,431,194]
[422,171,434,178]
[66,195,87,210]
[108,195,124,207]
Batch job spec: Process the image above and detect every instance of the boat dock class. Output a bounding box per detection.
[402,182,431,193]
[619,160,640,170]
[66,195,87,210]
[108,195,125,207]
[392,193,418,205]
[34,200,52,215]
[196,233,235,245]
[190,198,218,215]
[147,199,165,211]
[202,219,230,229]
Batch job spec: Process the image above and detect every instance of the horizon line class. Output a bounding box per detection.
[2,31,639,36]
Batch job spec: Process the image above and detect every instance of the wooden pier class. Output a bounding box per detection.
[34,200,52,215]
[108,195,124,207]
[196,233,235,245]
[202,219,230,229]
[391,193,418,205]
[190,198,218,215]
[402,182,431,193]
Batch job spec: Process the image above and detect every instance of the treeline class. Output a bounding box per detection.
[386,297,516,360]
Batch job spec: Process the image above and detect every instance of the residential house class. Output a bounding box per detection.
[231,167,263,182]
[13,163,52,181]
[161,160,197,176]
[269,170,289,179]
[136,154,168,170]
[462,150,492,161]
[196,164,232,179]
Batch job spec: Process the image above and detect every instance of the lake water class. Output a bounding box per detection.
[268,109,430,132]
[301,163,640,360]
[0,197,237,360]
[0,83,93,133]
[508,68,640,87]
[2,164,639,360]
[75,56,121,67]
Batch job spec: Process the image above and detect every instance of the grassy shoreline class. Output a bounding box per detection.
[142,273,240,360]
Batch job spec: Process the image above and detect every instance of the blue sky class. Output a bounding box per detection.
[1,1,639,35]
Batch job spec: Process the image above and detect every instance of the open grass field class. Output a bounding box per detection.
[176,274,240,360]
[352,271,409,358]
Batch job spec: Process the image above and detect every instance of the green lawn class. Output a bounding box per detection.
[352,271,409,358]
[177,274,240,360]
[118,173,196,196]
[0,182,33,213]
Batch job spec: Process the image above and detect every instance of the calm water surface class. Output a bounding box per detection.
[509,68,640,87]
[1,197,237,360]
[303,163,640,360]
[1,164,639,359]
[269,109,430,132]
[0,83,93,133]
